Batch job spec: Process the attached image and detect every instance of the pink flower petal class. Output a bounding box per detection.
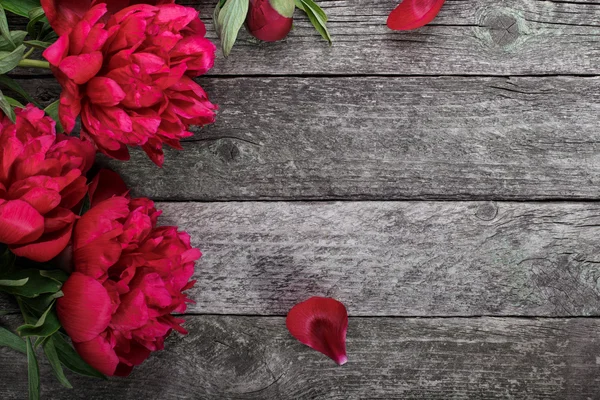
[86,77,126,107]
[88,169,129,207]
[57,272,113,343]
[73,335,119,376]
[41,0,94,36]
[387,0,446,31]
[0,199,44,245]
[286,297,348,365]
[59,52,103,84]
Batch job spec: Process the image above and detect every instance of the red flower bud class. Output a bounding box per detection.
[246,0,293,42]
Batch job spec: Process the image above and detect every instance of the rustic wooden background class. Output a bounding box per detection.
[3,0,600,398]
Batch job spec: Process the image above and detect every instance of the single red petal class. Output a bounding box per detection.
[11,223,75,262]
[59,52,103,85]
[86,77,126,107]
[0,199,44,245]
[73,335,119,376]
[57,272,113,343]
[41,0,94,36]
[88,169,129,207]
[43,35,70,66]
[387,0,446,31]
[286,297,348,365]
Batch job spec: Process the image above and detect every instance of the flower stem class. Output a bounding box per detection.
[17,59,50,69]
[22,48,35,60]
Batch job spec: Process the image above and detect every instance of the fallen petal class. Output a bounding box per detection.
[286,297,348,365]
[387,0,446,31]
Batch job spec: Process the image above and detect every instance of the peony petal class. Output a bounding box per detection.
[57,272,113,343]
[0,199,44,245]
[73,335,119,376]
[286,297,348,365]
[387,0,446,31]
[88,169,129,207]
[86,77,126,107]
[11,223,75,262]
[43,35,70,66]
[110,289,149,330]
[41,0,94,36]
[59,52,103,84]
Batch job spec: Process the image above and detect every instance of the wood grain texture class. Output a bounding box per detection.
[193,0,600,75]
[12,76,600,201]
[7,1,600,76]
[2,315,600,399]
[119,201,600,316]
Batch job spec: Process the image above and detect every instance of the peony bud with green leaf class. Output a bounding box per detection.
[214,0,331,56]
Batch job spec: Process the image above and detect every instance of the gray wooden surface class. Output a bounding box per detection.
[2,0,600,398]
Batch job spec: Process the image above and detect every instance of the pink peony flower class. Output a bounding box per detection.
[41,0,218,166]
[57,169,201,376]
[0,105,95,262]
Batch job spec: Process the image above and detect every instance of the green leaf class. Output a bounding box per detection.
[270,0,295,18]
[0,30,26,52]
[39,270,68,284]
[296,0,332,44]
[0,44,25,74]
[0,73,38,106]
[21,290,62,314]
[26,7,45,38]
[33,335,47,348]
[23,39,51,49]
[0,326,26,353]
[0,5,14,48]
[0,0,41,19]
[43,336,73,389]
[18,307,61,338]
[216,0,249,57]
[5,95,23,107]
[17,301,61,338]
[0,88,15,122]
[0,277,28,286]
[79,194,91,216]
[0,268,62,297]
[53,333,106,380]
[44,100,63,133]
[27,338,40,400]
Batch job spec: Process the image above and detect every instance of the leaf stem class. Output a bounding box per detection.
[17,59,50,69]
[22,48,35,60]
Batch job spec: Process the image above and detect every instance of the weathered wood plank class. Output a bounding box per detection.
[4,201,600,316]
[158,201,600,316]
[14,76,600,201]
[2,315,600,399]
[196,0,600,75]
[8,1,600,76]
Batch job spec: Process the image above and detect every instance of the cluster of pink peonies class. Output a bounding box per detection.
[58,169,200,376]
[0,103,200,377]
[41,0,217,166]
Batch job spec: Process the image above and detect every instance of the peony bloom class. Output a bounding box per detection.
[57,169,201,376]
[41,0,218,166]
[387,0,446,31]
[286,297,348,365]
[246,0,293,42]
[0,105,94,262]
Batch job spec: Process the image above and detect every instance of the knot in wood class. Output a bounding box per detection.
[476,9,526,50]
[475,202,498,221]
[213,139,240,163]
